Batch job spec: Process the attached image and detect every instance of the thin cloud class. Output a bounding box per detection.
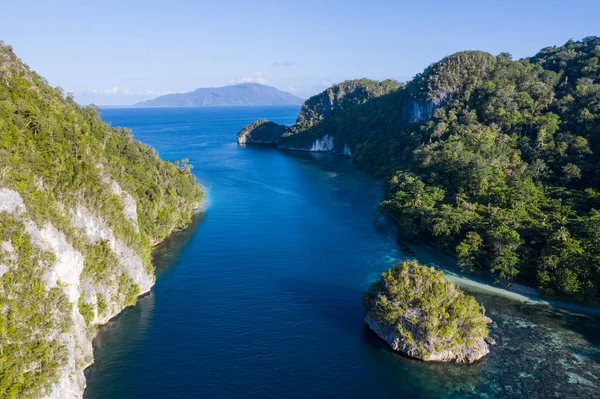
[90,88,175,96]
[92,87,128,95]
[230,72,268,85]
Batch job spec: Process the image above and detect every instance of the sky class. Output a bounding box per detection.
[2,0,599,105]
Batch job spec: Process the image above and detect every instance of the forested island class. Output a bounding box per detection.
[0,42,203,398]
[135,83,303,107]
[363,261,490,363]
[239,37,600,303]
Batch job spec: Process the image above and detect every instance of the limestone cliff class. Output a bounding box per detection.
[238,79,401,157]
[278,134,352,157]
[238,54,497,162]
[0,42,203,399]
[363,261,490,363]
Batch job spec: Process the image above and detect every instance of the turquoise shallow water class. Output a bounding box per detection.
[84,106,600,399]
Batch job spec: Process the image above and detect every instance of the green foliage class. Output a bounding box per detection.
[118,274,140,307]
[78,295,95,326]
[279,79,403,149]
[0,41,204,395]
[0,212,71,399]
[237,119,287,143]
[409,51,497,99]
[363,261,488,357]
[96,294,108,317]
[284,37,600,301]
[82,240,119,282]
[0,41,203,271]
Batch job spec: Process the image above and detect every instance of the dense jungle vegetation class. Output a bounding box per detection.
[0,42,203,398]
[363,260,488,360]
[285,37,600,302]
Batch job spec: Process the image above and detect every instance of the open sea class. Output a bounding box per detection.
[84,106,600,398]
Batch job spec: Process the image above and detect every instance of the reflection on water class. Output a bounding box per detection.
[152,211,206,277]
[84,211,205,390]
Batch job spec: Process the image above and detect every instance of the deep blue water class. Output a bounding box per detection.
[84,106,600,399]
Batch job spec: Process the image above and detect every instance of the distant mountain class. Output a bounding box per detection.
[135,83,304,107]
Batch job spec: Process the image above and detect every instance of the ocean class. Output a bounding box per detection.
[84,106,600,398]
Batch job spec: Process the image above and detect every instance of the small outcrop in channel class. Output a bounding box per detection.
[363,261,490,363]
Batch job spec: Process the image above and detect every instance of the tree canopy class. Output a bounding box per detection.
[283,37,600,302]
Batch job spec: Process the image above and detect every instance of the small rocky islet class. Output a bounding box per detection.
[363,261,491,363]
[236,119,287,145]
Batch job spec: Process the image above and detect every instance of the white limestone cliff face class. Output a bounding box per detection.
[364,313,489,364]
[96,163,140,233]
[309,135,335,151]
[72,206,154,297]
[0,188,154,399]
[279,135,353,158]
[402,92,451,124]
[343,143,352,157]
[405,99,435,123]
[0,187,26,214]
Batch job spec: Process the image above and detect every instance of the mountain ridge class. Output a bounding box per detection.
[135,83,303,107]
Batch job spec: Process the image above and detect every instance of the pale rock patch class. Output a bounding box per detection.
[0,188,153,399]
[0,187,26,214]
[25,220,84,303]
[343,143,352,156]
[72,206,154,296]
[310,134,334,152]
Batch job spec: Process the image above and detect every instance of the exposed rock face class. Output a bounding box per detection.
[363,261,490,364]
[109,180,139,232]
[1,188,155,399]
[0,187,26,214]
[365,314,489,363]
[309,135,334,151]
[43,308,89,399]
[71,206,154,297]
[278,134,353,157]
[343,143,352,157]
[0,42,203,399]
[402,93,450,124]
[237,119,287,144]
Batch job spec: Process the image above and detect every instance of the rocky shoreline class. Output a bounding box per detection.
[364,313,490,363]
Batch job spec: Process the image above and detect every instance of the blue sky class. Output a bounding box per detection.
[2,0,599,105]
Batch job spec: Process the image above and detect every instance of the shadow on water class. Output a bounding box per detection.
[152,211,206,277]
[279,277,363,335]
[278,149,354,169]
[277,277,485,398]
[84,211,206,395]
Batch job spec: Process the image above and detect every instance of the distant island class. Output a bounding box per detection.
[135,83,303,107]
